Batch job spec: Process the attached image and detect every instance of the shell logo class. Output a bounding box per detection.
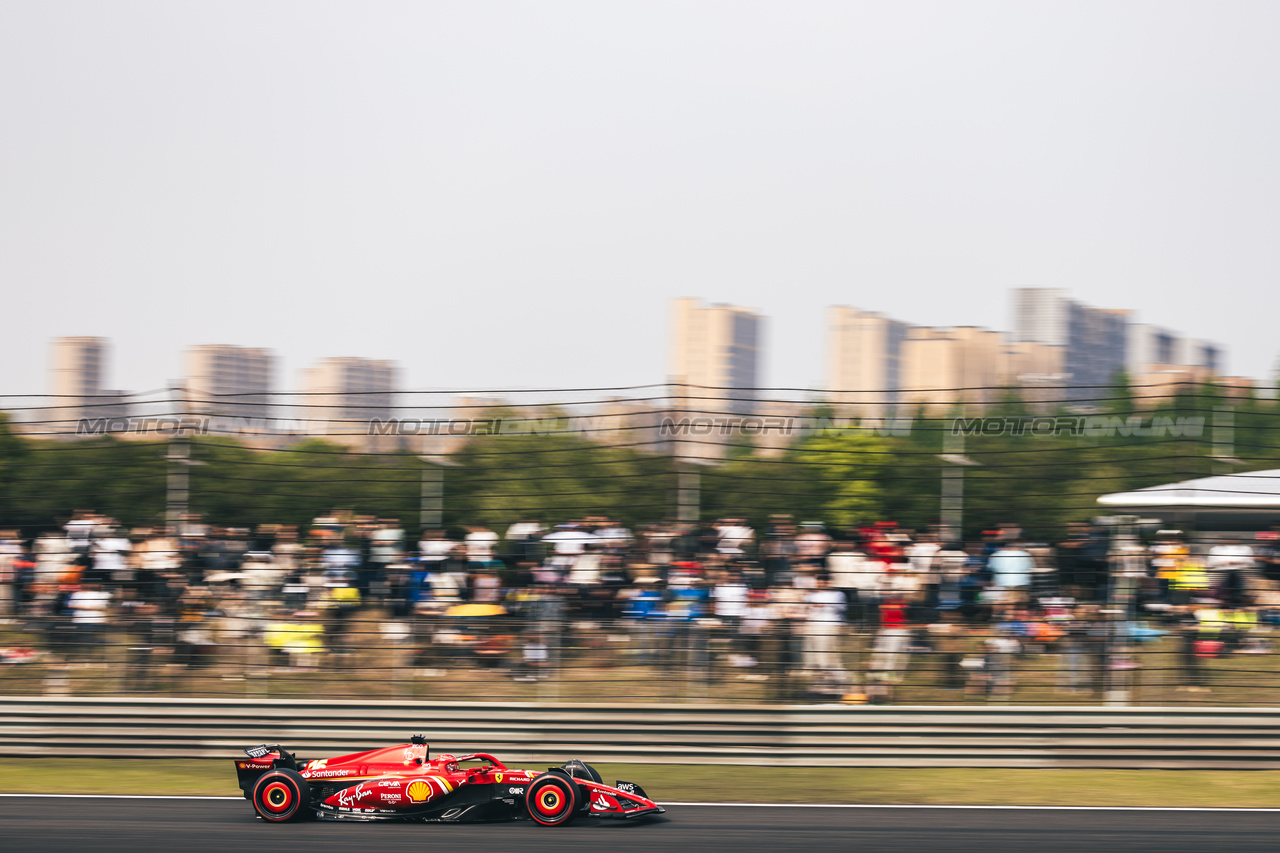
[406,780,432,803]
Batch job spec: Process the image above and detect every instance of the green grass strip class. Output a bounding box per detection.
[3,760,1280,808]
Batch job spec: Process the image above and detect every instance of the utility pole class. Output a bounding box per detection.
[419,455,458,529]
[939,419,980,543]
[165,436,192,529]
[677,462,700,524]
[668,381,715,524]
[1212,405,1239,475]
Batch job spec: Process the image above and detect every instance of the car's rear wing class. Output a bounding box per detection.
[242,744,302,770]
[244,744,281,759]
[236,745,304,799]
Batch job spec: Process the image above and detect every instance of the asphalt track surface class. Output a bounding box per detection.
[2,797,1280,853]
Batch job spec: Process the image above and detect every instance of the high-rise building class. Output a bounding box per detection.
[1013,288,1128,400]
[827,307,1064,415]
[1002,338,1066,406]
[48,337,130,431]
[825,307,910,417]
[1127,325,1225,387]
[185,345,275,420]
[50,336,104,406]
[302,357,399,432]
[1177,339,1224,375]
[900,326,1009,411]
[1127,324,1181,374]
[668,298,762,415]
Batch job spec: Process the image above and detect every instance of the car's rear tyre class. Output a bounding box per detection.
[526,772,579,826]
[252,769,310,822]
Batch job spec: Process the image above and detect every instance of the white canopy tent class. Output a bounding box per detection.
[1097,469,1280,530]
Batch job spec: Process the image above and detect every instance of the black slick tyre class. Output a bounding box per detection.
[252,768,310,822]
[526,772,579,826]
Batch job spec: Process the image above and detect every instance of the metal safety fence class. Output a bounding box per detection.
[3,697,1280,769]
[4,611,1280,707]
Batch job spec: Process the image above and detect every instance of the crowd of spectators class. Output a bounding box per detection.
[3,510,1280,702]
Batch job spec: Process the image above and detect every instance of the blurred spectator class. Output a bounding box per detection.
[64,511,96,555]
[90,529,132,586]
[803,574,846,672]
[794,522,833,570]
[929,612,966,690]
[827,540,871,622]
[593,519,632,552]
[739,589,777,670]
[418,528,454,571]
[0,531,19,620]
[761,516,796,579]
[67,580,111,662]
[712,569,749,628]
[16,501,1280,708]
[543,523,593,576]
[618,577,664,665]
[1208,541,1255,607]
[989,542,1034,607]
[907,532,941,603]
[983,628,1021,697]
[465,525,499,569]
[715,518,754,558]
[472,567,503,603]
[505,519,544,563]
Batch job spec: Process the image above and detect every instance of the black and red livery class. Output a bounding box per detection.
[234,736,664,826]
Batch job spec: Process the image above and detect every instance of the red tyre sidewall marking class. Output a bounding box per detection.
[261,780,293,814]
[531,778,573,823]
[536,786,562,815]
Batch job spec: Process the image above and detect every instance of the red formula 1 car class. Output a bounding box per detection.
[234,736,665,826]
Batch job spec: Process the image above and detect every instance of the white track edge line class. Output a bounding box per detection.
[0,794,1278,812]
[0,794,242,800]
[663,802,1280,812]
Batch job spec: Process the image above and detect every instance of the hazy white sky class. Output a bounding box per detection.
[2,1,1278,395]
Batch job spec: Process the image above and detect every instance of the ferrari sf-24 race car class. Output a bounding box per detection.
[234,736,665,826]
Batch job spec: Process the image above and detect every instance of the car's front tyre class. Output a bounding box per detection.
[526,772,579,826]
[251,768,310,822]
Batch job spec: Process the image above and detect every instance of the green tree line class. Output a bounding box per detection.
[1,382,1277,539]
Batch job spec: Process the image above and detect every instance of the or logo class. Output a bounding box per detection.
[406,780,431,803]
[509,787,525,795]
